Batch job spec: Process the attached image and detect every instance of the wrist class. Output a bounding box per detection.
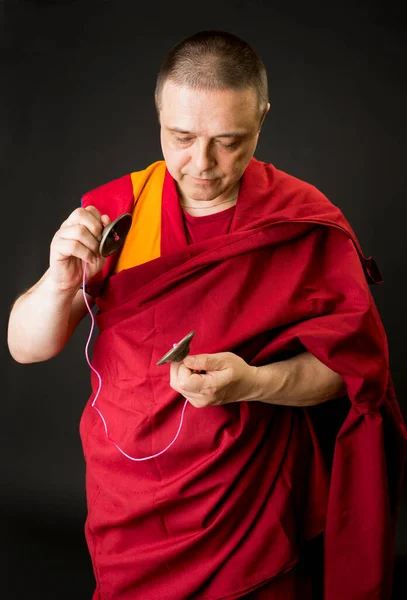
[44,270,80,300]
[245,365,262,402]
[249,362,290,405]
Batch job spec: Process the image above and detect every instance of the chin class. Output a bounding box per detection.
[192,179,225,192]
[188,189,222,202]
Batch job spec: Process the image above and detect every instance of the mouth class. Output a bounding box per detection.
[191,177,217,185]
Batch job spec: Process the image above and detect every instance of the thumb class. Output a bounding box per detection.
[85,253,106,278]
[183,353,225,372]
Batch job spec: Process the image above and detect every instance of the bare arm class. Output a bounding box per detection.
[251,351,346,406]
[7,206,111,364]
[170,351,346,408]
[8,270,92,363]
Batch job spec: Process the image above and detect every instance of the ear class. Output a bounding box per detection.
[259,103,270,131]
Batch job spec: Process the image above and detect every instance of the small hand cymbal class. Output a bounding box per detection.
[156,331,196,366]
[99,213,132,257]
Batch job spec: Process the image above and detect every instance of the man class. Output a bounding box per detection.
[7,31,407,599]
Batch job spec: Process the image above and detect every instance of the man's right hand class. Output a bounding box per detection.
[8,205,113,363]
[49,206,111,292]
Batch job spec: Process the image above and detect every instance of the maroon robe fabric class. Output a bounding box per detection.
[80,158,407,599]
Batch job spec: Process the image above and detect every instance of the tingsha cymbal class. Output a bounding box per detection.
[156,331,196,366]
[99,213,132,257]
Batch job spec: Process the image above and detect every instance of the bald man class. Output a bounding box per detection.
[8,31,406,600]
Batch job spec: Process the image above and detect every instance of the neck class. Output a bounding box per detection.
[179,182,240,217]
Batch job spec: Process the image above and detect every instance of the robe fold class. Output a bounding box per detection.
[80,158,407,599]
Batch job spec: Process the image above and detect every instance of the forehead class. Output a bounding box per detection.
[160,81,259,134]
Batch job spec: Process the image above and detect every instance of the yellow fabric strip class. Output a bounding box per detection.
[114,161,166,273]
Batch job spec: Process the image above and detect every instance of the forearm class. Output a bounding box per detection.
[7,269,86,363]
[252,352,346,407]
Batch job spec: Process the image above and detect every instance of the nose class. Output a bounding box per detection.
[193,140,216,174]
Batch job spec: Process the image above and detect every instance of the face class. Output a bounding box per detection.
[159,81,267,204]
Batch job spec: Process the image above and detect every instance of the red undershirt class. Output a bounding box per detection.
[183,205,236,244]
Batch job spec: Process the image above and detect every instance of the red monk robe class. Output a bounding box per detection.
[80,158,407,599]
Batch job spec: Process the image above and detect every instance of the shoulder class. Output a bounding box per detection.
[252,160,382,284]
[251,158,352,227]
[80,161,166,216]
[261,159,340,212]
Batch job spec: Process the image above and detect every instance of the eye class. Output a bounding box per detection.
[219,141,239,149]
[176,137,193,144]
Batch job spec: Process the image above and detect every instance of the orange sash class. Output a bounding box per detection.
[114,161,166,273]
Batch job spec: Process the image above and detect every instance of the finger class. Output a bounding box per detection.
[57,224,101,256]
[61,207,104,240]
[170,361,189,391]
[62,206,101,226]
[186,397,210,409]
[183,353,228,373]
[86,207,112,234]
[84,205,102,220]
[52,237,97,264]
[177,364,205,394]
[169,361,181,388]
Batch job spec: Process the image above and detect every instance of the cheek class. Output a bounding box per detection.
[162,142,189,175]
[233,143,257,171]
[222,150,249,177]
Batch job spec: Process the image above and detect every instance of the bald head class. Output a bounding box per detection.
[155,31,269,122]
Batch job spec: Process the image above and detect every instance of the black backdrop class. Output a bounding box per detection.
[2,0,406,598]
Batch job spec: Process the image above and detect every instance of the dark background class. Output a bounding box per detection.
[1,0,406,597]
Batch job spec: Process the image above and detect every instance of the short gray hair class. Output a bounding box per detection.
[155,31,269,120]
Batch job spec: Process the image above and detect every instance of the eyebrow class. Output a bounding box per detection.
[167,127,246,138]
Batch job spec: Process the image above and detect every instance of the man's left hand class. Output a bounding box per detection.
[169,352,258,408]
